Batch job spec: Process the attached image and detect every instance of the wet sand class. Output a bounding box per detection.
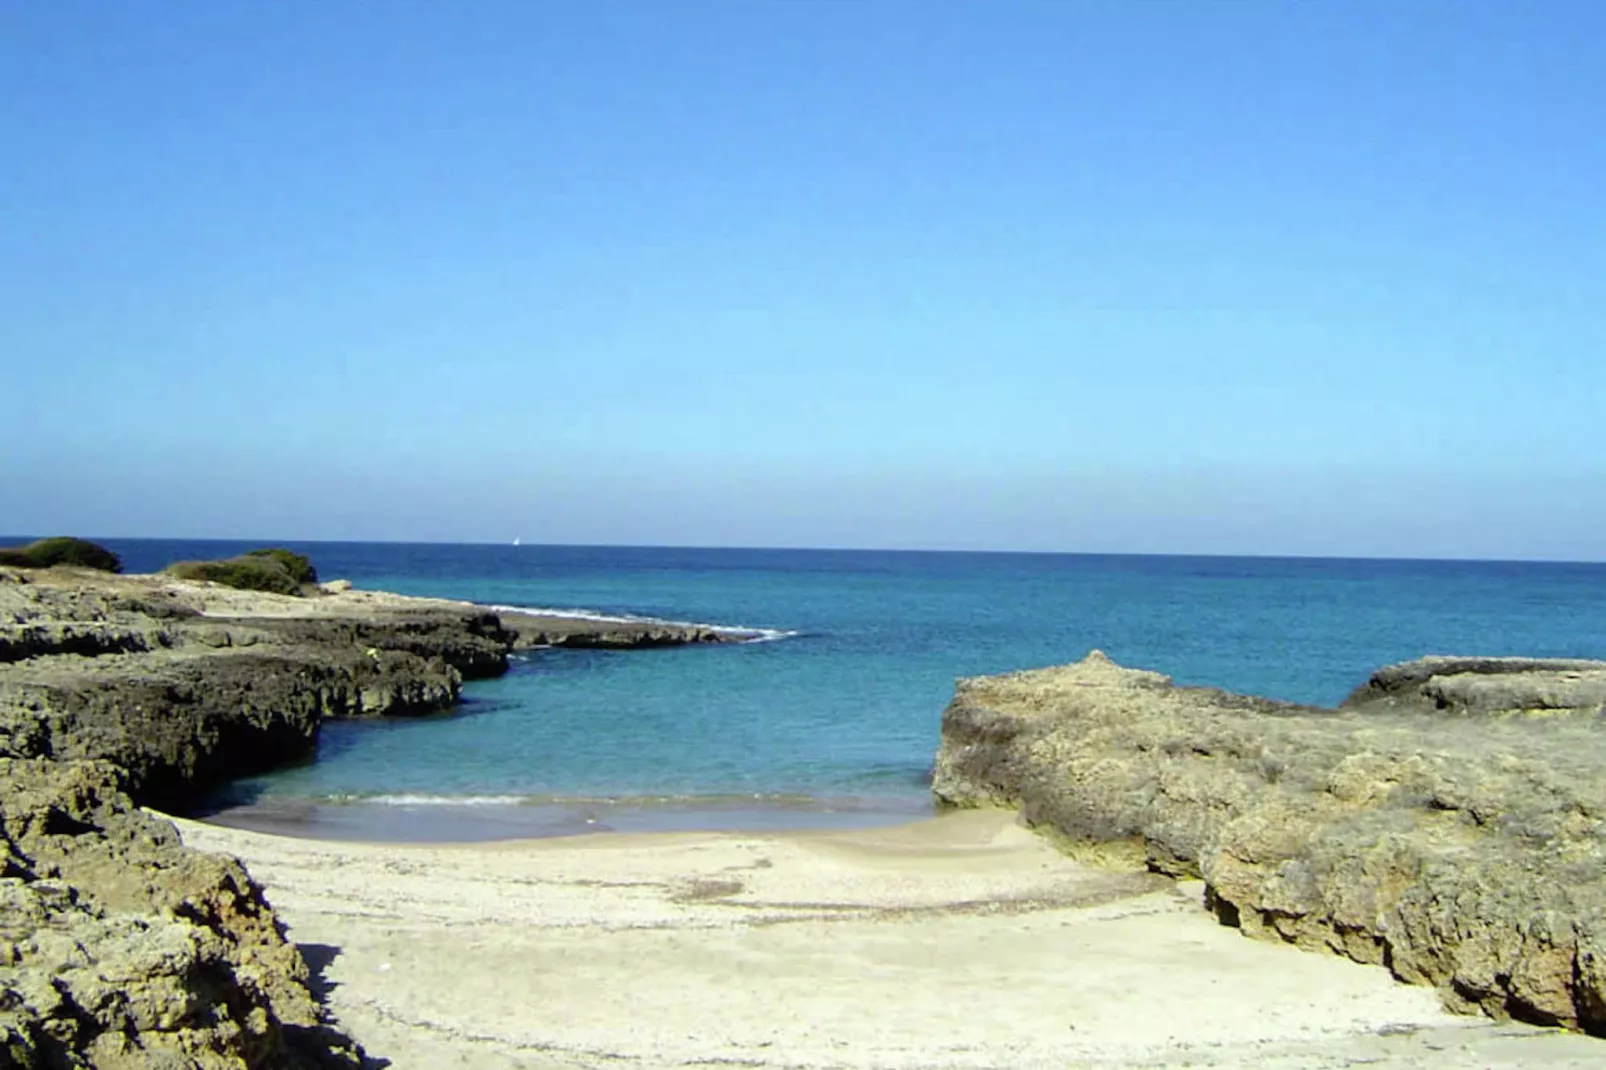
[174,809,1602,1069]
[198,793,937,843]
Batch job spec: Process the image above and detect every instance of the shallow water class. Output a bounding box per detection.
[105,540,1606,837]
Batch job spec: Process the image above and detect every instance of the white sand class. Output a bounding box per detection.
[174,810,1601,1069]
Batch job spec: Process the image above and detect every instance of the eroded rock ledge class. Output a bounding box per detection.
[499,612,754,650]
[0,570,515,815]
[933,651,1606,1034]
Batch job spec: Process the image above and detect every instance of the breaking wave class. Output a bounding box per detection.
[316,791,915,812]
[482,603,798,644]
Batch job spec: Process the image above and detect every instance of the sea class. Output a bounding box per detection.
[97,539,1606,842]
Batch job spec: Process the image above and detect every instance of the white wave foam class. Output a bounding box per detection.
[483,603,798,643]
[322,792,894,811]
[736,630,794,644]
[328,793,529,807]
[484,604,652,625]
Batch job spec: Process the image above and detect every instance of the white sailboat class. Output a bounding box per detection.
[512,536,521,547]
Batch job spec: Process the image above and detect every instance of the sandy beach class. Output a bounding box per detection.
[173,810,1601,1069]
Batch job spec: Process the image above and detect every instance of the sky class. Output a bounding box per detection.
[4,2,1603,558]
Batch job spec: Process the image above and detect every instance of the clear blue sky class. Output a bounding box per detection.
[4,2,1603,558]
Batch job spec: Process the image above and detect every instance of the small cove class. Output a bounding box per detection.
[106,539,1606,840]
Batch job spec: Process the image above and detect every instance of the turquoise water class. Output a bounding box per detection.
[107,541,1606,834]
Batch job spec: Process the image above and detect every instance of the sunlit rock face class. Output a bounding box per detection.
[934,650,1606,1033]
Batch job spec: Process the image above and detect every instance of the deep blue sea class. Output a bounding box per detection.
[97,539,1606,838]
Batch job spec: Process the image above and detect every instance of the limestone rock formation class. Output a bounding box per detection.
[500,612,750,650]
[0,758,364,1068]
[1342,655,1606,718]
[933,650,1606,1033]
[0,570,502,813]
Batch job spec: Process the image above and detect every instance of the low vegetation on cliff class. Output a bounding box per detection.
[0,537,122,573]
[243,546,319,584]
[166,547,318,595]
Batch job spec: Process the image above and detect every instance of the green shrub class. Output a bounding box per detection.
[242,547,317,585]
[166,556,302,595]
[0,537,122,573]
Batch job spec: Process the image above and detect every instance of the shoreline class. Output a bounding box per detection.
[0,563,795,1063]
[9,562,1606,1062]
[171,807,1601,1069]
[195,790,937,843]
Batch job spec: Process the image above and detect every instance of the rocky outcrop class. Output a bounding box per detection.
[0,573,185,664]
[0,758,364,1068]
[933,651,1606,1034]
[0,648,461,813]
[240,612,513,680]
[0,570,513,680]
[499,611,754,650]
[1342,655,1606,718]
[0,571,493,815]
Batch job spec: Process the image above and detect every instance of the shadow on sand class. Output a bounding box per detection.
[294,941,391,1069]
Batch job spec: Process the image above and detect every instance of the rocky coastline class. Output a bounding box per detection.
[0,564,751,1067]
[12,555,1605,1061]
[933,651,1606,1035]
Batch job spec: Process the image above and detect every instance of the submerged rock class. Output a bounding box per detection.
[933,650,1606,1033]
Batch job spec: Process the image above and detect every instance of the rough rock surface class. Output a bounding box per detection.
[498,611,755,650]
[0,570,506,814]
[0,649,461,813]
[0,569,514,678]
[933,650,1606,1034]
[1343,655,1606,718]
[0,758,364,1068]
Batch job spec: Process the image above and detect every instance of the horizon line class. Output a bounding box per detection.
[10,534,1602,568]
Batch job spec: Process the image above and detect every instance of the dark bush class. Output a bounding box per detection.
[242,547,317,585]
[166,556,302,595]
[0,537,122,573]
